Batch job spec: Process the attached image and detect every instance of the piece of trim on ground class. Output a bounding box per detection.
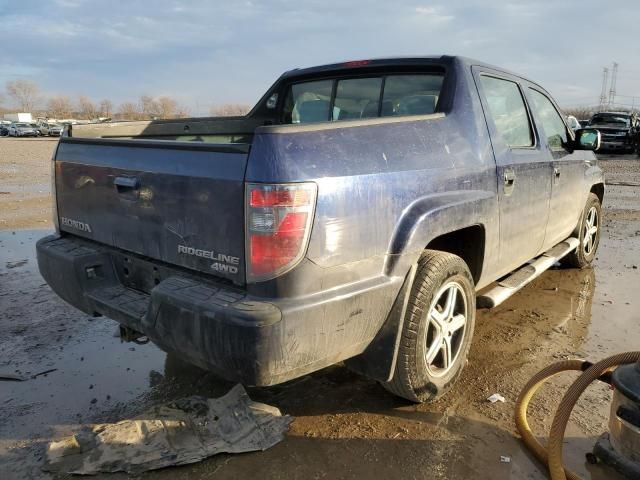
[43,384,293,475]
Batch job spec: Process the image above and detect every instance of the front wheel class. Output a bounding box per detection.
[383,250,476,403]
[562,193,602,268]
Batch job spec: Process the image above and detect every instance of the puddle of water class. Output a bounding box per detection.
[0,229,46,273]
[0,229,167,447]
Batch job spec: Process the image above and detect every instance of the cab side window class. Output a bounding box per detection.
[480,76,533,148]
[528,89,568,149]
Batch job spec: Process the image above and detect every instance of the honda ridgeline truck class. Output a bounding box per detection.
[37,56,604,402]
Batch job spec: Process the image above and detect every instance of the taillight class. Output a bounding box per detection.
[245,183,317,282]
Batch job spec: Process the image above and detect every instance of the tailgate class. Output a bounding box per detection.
[54,138,249,284]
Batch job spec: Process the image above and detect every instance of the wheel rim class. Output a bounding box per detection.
[582,206,598,256]
[424,281,468,378]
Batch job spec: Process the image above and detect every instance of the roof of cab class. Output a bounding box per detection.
[280,55,528,83]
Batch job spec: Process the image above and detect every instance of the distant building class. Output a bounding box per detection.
[4,112,33,123]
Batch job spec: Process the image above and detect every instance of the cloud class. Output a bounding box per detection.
[414,5,454,24]
[54,0,84,7]
[0,0,638,113]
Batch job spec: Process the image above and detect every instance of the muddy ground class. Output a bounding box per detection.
[0,136,639,479]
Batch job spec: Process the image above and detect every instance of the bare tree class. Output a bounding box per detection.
[118,102,141,120]
[139,95,159,119]
[175,104,191,118]
[153,96,190,119]
[78,96,98,120]
[47,96,73,119]
[99,99,113,118]
[6,80,40,111]
[210,103,251,117]
[156,96,179,118]
[562,106,597,120]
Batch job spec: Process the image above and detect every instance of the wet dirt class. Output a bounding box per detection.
[0,155,639,479]
[0,138,56,230]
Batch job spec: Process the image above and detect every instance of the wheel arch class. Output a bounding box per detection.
[590,182,604,205]
[424,224,485,285]
[384,190,495,284]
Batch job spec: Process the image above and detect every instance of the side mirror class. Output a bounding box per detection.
[573,128,601,151]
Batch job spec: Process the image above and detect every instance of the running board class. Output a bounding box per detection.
[477,237,580,309]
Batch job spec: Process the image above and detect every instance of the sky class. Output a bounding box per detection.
[1,0,639,115]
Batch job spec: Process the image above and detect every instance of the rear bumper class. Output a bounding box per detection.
[37,234,401,385]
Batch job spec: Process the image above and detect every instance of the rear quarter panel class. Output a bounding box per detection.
[246,59,500,294]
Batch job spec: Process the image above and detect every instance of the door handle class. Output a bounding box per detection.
[114,176,140,192]
[554,167,561,178]
[503,169,515,196]
[503,170,515,185]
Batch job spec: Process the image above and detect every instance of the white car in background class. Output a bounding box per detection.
[566,115,581,131]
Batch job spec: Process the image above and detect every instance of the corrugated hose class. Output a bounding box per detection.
[514,352,640,480]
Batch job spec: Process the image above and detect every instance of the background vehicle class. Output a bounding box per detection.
[37,56,604,403]
[8,122,38,137]
[30,123,42,136]
[588,112,633,152]
[566,115,581,131]
[0,121,10,136]
[36,121,63,136]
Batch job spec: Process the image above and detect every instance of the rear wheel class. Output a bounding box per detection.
[563,193,601,268]
[383,250,476,403]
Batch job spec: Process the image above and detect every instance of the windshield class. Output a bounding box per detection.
[589,114,630,127]
[15,123,29,127]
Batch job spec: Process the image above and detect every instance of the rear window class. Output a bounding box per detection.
[282,72,444,124]
[287,80,333,124]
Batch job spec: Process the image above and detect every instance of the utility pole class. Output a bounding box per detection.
[599,67,609,112]
[608,62,618,109]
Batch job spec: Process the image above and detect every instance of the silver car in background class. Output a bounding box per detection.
[8,123,39,137]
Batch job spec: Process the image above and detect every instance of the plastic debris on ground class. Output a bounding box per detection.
[500,455,511,463]
[43,384,292,475]
[487,393,506,403]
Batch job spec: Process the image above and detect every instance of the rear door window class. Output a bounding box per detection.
[480,76,533,148]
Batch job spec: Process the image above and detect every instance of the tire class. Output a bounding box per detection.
[562,193,602,268]
[383,250,476,403]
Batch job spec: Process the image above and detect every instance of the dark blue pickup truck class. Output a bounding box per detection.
[37,56,604,402]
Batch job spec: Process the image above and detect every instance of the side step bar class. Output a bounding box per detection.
[477,237,580,309]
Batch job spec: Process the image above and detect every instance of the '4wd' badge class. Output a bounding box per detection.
[177,244,240,274]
